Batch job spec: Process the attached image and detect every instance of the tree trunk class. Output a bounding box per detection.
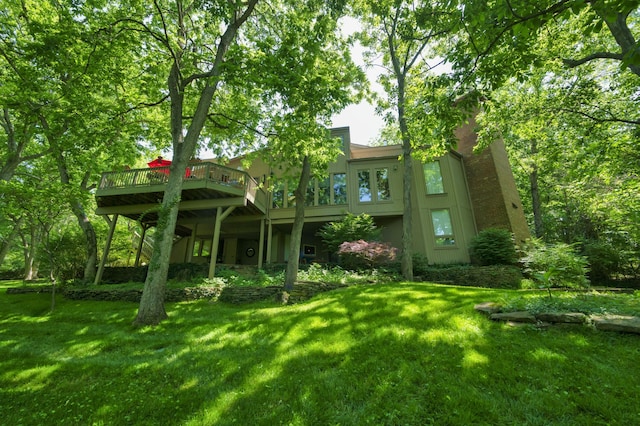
[69,199,98,283]
[529,140,544,238]
[22,226,40,280]
[530,165,543,238]
[134,60,191,326]
[594,7,640,78]
[284,156,312,292]
[133,1,258,326]
[0,216,23,268]
[134,181,183,326]
[45,123,99,284]
[396,79,414,281]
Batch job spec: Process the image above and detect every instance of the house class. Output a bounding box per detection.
[94,117,529,282]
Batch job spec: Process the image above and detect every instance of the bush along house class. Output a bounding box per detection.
[94,115,529,283]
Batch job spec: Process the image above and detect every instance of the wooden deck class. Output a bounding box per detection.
[95,163,268,235]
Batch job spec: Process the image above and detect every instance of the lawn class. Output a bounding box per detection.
[1,280,639,425]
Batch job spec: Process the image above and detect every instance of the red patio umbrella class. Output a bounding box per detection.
[147,156,191,177]
[148,156,172,175]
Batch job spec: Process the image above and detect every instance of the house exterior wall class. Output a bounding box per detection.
[164,123,528,267]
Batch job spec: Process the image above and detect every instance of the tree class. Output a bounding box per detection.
[115,0,259,326]
[239,6,366,292]
[353,0,464,281]
[476,58,640,277]
[447,0,640,87]
[0,1,148,283]
[317,212,381,253]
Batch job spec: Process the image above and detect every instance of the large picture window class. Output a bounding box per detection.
[358,170,372,202]
[423,161,444,194]
[272,179,284,208]
[333,173,347,205]
[273,173,347,207]
[305,179,315,206]
[318,176,330,205]
[376,168,390,201]
[431,209,455,246]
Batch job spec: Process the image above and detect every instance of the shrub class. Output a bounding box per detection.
[317,213,381,253]
[469,228,517,266]
[338,240,397,270]
[412,252,430,277]
[582,240,620,283]
[416,264,522,289]
[521,239,590,293]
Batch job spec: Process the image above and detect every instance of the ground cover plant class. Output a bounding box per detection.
[2,280,640,425]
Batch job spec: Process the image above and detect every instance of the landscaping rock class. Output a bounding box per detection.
[474,302,502,316]
[591,315,640,335]
[6,286,56,294]
[217,286,281,304]
[490,311,537,324]
[536,312,587,324]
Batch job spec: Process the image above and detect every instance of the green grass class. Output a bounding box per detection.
[2,281,640,425]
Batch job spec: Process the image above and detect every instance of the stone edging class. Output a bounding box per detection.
[6,281,349,305]
[474,302,640,335]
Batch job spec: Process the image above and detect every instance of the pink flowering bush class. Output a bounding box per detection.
[338,240,398,270]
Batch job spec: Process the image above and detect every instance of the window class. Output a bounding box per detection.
[287,179,296,207]
[431,209,455,246]
[423,161,444,194]
[376,168,391,201]
[192,238,212,257]
[272,179,284,208]
[274,175,346,208]
[333,173,347,205]
[318,177,330,205]
[358,170,372,202]
[305,179,315,206]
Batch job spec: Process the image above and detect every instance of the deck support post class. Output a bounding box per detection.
[186,223,198,263]
[209,206,236,278]
[95,214,119,285]
[134,224,148,267]
[258,218,265,269]
[266,219,273,264]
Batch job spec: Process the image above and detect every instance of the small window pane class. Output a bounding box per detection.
[201,239,212,257]
[358,170,371,202]
[333,173,347,205]
[424,162,444,194]
[376,168,390,201]
[287,179,296,207]
[272,180,284,208]
[431,209,455,246]
[193,240,202,257]
[318,177,330,205]
[305,179,315,206]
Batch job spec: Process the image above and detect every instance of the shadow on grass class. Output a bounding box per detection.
[1,282,640,425]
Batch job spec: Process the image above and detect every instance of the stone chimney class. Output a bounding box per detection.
[455,112,530,245]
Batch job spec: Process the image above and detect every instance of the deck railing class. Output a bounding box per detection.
[98,162,251,191]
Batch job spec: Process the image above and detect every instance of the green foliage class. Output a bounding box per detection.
[43,229,86,280]
[521,239,590,292]
[416,265,523,289]
[502,290,640,317]
[291,263,397,285]
[582,240,621,283]
[469,228,518,266]
[411,252,430,276]
[317,213,381,253]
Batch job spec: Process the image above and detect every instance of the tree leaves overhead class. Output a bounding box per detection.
[448,0,640,89]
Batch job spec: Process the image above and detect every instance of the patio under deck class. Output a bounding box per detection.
[95,162,268,236]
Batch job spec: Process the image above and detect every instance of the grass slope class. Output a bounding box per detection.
[1,281,639,425]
